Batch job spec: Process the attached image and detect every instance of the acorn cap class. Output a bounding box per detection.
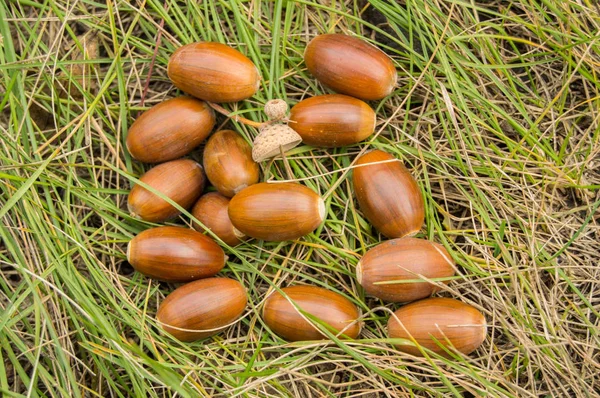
[264,99,289,121]
[252,124,302,162]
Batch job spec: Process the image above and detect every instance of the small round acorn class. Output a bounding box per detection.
[192,192,246,246]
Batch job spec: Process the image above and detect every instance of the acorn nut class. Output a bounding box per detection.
[127,159,205,223]
[357,238,455,302]
[387,298,487,357]
[127,226,226,282]
[304,34,397,100]
[157,278,247,342]
[203,130,259,197]
[263,285,362,341]
[353,150,424,238]
[289,94,376,147]
[168,42,261,103]
[192,192,246,246]
[126,97,215,163]
[228,182,325,241]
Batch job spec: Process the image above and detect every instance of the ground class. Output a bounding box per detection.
[1,0,599,397]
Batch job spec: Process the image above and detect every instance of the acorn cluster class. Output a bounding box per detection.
[125,35,486,357]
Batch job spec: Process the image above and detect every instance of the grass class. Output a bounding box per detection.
[1,0,599,396]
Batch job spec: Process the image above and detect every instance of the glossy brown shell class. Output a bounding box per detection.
[126,97,215,163]
[191,192,245,246]
[127,159,205,223]
[353,150,424,238]
[203,130,259,197]
[357,238,455,302]
[127,226,226,282]
[263,285,362,341]
[387,297,487,357]
[157,278,247,342]
[168,42,261,103]
[289,94,376,147]
[304,34,397,100]
[228,182,325,242]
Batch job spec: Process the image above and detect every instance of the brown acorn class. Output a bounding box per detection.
[304,34,397,100]
[191,192,245,246]
[203,130,259,197]
[128,159,205,223]
[157,278,247,342]
[357,238,455,302]
[127,226,226,282]
[168,42,261,103]
[228,182,325,241]
[353,150,424,238]
[289,94,376,147]
[262,285,361,341]
[126,97,215,163]
[387,298,487,357]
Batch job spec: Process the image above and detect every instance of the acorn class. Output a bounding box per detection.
[289,94,376,147]
[191,192,245,246]
[228,182,325,241]
[203,130,260,197]
[357,237,455,302]
[127,226,226,282]
[128,159,205,223]
[387,298,487,357]
[157,278,247,342]
[168,42,261,103]
[304,34,397,100]
[262,285,361,341]
[126,97,215,163]
[353,150,424,238]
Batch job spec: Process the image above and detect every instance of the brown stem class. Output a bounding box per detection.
[207,102,264,128]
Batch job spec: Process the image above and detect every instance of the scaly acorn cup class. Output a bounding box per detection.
[357,237,455,302]
[304,34,397,100]
[228,182,325,241]
[127,226,226,282]
[191,192,246,246]
[168,42,261,103]
[127,159,205,223]
[353,149,424,238]
[126,97,215,163]
[289,94,376,147]
[157,278,247,342]
[262,285,362,341]
[203,130,260,197]
[387,297,487,357]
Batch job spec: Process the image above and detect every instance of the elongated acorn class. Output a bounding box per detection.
[263,285,362,341]
[289,94,376,147]
[228,182,325,241]
[168,42,261,103]
[387,297,487,357]
[304,34,397,100]
[353,149,424,238]
[357,237,455,302]
[128,159,205,223]
[126,97,215,163]
[192,192,245,246]
[157,278,247,342]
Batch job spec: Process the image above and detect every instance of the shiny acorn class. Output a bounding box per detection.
[304,34,397,100]
[192,192,245,246]
[228,182,325,241]
[157,277,247,342]
[357,238,455,302]
[126,97,215,163]
[203,130,259,197]
[127,226,226,282]
[262,285,362,341]
[128,159,205,223]
[289,94,376,147]
[387,297,487,357]
[353,150,424,238]
[168,42,261,103]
